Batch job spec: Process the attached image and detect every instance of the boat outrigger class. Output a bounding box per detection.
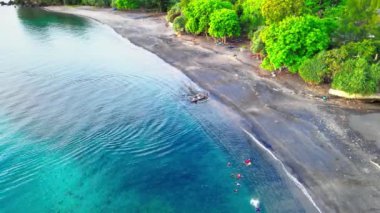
[189,92,209,103]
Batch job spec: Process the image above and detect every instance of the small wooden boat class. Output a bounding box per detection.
[189,92,209,103]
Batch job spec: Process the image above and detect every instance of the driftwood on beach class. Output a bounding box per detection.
[329,89,380,100]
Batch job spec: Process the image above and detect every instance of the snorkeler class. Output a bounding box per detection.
[250,198,260,212]
[244,159,252,166]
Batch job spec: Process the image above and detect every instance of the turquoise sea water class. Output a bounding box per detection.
[0,7,313,212]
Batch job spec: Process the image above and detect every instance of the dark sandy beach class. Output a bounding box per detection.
[44,6,380,212]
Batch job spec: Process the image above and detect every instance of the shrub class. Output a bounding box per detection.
[323,40,379,76]
[180,0,190,8]
[299,53,328,84]
[261,0,305,24]
[166,3,181,23]
[173,15,186,32]
[343,40,380,63]
[112,0,139,9]
[261,57,275,71]
[250,27,265,54]
[332,58,380,95]
[238,0,264,35]
[82,0,111,6]
[208,9,240,41]
[183,0,233,35]
[260,15,330,72]
[305,0,340,15]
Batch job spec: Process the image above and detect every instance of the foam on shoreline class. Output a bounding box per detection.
[243,129,322,213]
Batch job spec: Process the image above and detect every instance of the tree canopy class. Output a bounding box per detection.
[261,15,330,72]
[261,0,305,24]
[183,0,233,35]
[208,9,241,41]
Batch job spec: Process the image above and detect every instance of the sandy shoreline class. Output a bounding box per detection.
[45,6,380,212]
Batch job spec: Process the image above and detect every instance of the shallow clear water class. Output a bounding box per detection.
[0,7,311,212]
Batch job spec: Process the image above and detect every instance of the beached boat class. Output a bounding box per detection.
[190,92,209,103]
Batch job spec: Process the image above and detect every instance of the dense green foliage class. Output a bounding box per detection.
[81,0,111,6]
[208,9,240,40]
[111,0,138,9]
[298,40,380,93]
[111,0,179,10]
[337,0,380,43]
[168,0,379,94]
[250,27,265,54]
[299,53,328,84]
[321,40,379,76]
[237,0,264,35]
[166,3,181,22]
[173,15,186,32]
[261,0,304,24]
[261,15,330,72]
[332,58,380,94]
[184,0,233,35]
[305,0,340,14]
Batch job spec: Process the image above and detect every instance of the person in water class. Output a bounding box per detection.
[236,173,242,179]
[244,159,252,166]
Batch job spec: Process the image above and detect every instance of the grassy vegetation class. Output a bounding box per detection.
[166,0,379,95]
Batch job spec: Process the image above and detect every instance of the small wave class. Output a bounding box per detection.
[243,129,322,213]
[250,198,260,208]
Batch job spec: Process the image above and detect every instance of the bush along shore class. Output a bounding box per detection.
[166,0,380,97]
[13,0,380,97]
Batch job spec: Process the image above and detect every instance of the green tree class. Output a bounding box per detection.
[337,0,380,43]
[237,0,264,35]
[183,0,233,35]
[208,9,240,42]
[261,0,305,24]
[261,15,330,72]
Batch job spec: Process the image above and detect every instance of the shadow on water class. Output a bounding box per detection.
[17,7,89,34]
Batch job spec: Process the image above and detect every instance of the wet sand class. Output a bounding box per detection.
[45,6,380,212]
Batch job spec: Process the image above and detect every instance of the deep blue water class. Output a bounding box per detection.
[0,7,313,212]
